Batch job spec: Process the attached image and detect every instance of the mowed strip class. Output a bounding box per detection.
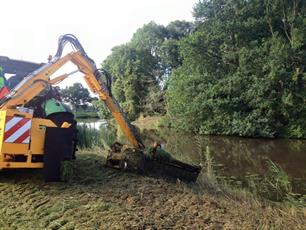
[4,116,32,144]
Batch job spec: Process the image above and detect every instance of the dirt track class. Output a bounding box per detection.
[0,151,305,229]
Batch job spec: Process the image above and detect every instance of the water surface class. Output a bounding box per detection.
[80,119,306,194]
[141,128,306,194]
[78,119,106,129]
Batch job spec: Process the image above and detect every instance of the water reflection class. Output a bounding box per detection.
[141,128,306,194]
[78,119,107,130]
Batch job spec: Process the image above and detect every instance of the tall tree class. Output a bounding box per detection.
[102,21,192,120]
[103,44,160,119]
[60,83,92,111]
[166,0,306,138]
[158,21,194,74]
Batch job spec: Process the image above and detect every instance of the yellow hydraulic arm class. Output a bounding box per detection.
[0,34,144,150]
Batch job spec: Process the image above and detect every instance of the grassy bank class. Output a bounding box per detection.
[132,115,163,130]
[0,150,305,229]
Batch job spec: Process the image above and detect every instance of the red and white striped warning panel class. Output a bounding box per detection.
[4,116,32,144]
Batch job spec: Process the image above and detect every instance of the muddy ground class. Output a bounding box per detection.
[0,151,305,229]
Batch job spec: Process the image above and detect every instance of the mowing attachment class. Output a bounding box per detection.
[106,142,201,182]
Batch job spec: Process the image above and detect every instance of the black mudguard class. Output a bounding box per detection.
[43,127,74,182]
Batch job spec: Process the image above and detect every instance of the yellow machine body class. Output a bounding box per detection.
[0,109,57,169]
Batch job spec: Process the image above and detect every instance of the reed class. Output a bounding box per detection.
[77,124,103,149]
[77,123,117,150]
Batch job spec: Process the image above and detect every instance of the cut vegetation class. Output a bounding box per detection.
[0,151,304,229]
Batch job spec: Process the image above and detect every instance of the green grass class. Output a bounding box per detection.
[61,161,75,183]
[259,160,293,201]
[218,159,296,202]
[0,151,304,229]
[77,123,116,150]
[77,124,103,149]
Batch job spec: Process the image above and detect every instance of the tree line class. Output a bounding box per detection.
[70,0,306,138]
[167,0,306,138]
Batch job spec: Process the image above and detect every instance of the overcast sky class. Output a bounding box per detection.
[0,0,197,87]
